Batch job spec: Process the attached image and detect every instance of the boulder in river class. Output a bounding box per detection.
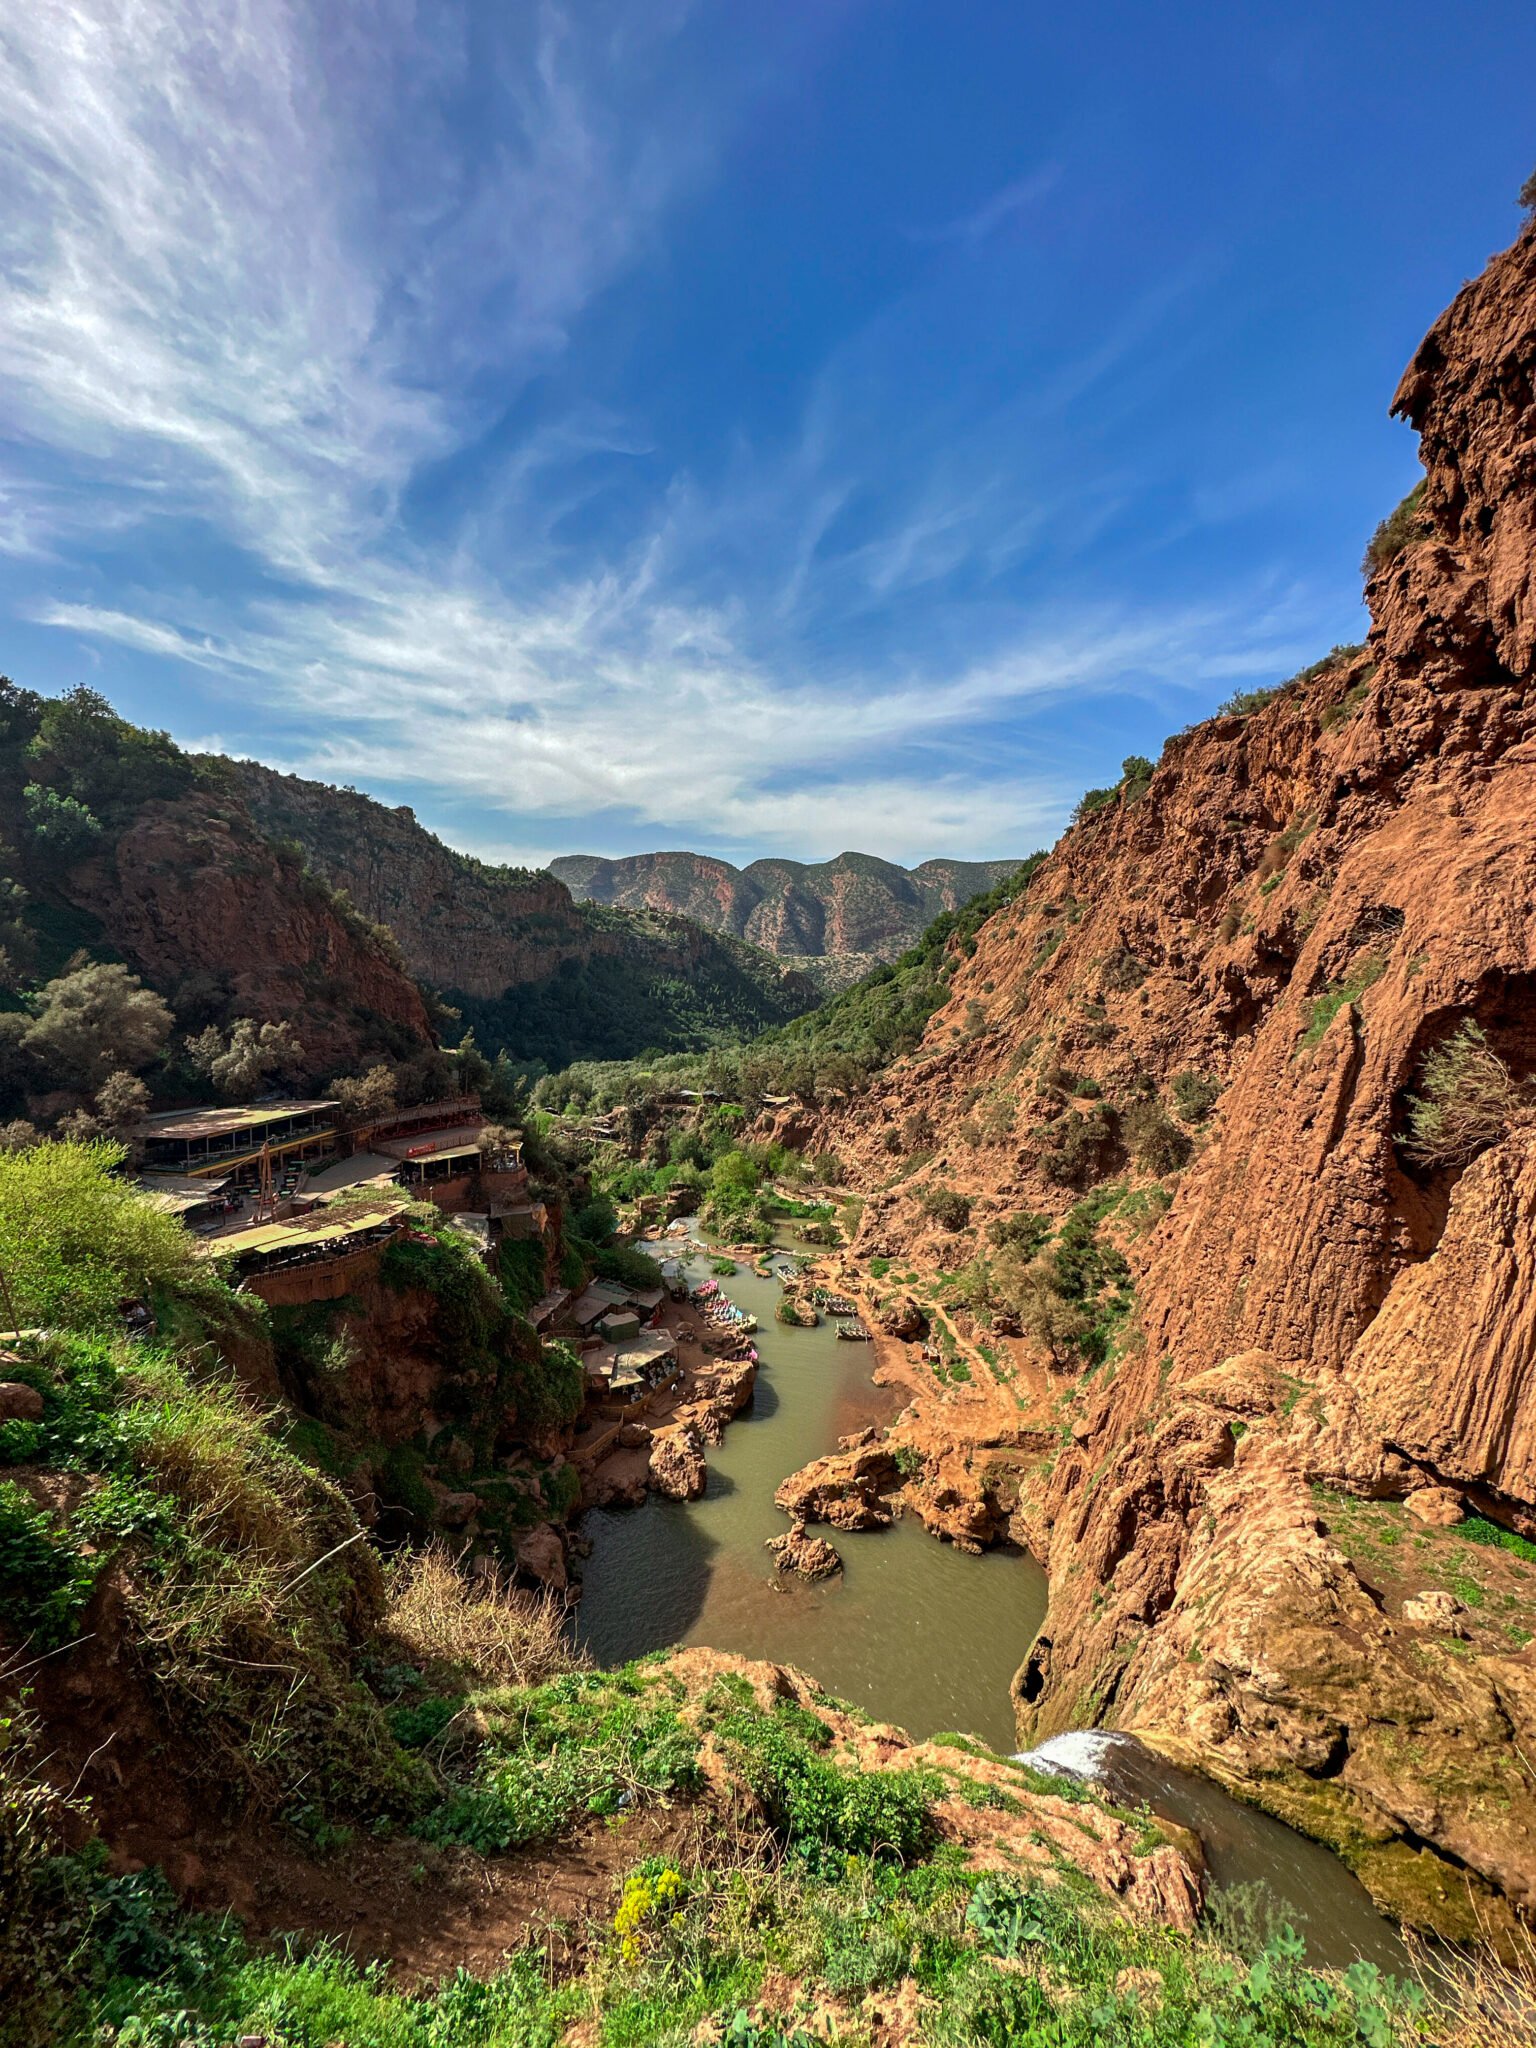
[650,1424,708,1500]
[766,1523,843,1579]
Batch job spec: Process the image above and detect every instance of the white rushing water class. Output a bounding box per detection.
[1013,1729,1127,1780]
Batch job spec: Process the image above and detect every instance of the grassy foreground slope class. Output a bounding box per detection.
[0,1148,1501,2047]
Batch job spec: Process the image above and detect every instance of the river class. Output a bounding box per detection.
[576,1242,1042,1752]
[576,1239,1409,1973]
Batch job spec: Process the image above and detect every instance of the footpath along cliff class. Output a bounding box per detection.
[805,214,1536,1940]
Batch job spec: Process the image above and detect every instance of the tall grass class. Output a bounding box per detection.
[383,1542,580,1686]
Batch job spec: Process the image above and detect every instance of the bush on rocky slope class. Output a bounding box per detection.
[1398,1019,1525,1168]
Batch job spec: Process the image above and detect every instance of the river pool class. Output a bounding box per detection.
[575,1240,1409,1971]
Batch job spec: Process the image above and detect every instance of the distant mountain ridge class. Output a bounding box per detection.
[547,849,1024,979]
[230,763,818,1068]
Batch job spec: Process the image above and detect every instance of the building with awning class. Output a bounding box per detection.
[391,1138,483,1186]
[199,1203,409,1308]
[131,1100,339,1181]
[200,1204,406,1284]
[584,1328,680,1405]
[135,1173,230,1223]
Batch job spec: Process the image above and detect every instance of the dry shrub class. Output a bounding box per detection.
[1401,1020,1525,1169]
[384,1541,582,1686]
[1409,1916,1536,2048]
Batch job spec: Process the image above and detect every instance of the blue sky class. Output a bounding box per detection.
[0,2,1532,868]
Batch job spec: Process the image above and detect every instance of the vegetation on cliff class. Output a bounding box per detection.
[0,681,439,1129]
[233,759,822,1072]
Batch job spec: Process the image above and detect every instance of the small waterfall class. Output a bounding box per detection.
[1013,1728,1126,1780]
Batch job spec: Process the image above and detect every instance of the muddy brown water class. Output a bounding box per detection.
[576,1241,1410,1973]
[577,1244,1041,1751]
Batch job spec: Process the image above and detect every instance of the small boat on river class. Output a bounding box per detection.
[835,1320,871,1341]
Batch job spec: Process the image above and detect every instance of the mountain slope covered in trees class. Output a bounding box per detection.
[231,761,820,1067]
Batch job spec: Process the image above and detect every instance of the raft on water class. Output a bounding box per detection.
[835,1320,871,1341]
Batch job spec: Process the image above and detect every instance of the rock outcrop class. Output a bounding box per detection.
[649,1424,708,1501]
[673,1353,757,1444]
[550,849,1025,981]
[765,1523,843,1579]
[775,1430,900,1531]
[666,1648,1203,1931]
[814,215,1536,1939]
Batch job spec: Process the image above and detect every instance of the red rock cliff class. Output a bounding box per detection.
[817,217,1536,1940]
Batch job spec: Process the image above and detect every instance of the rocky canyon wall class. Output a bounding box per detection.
[817,217,1536,1940]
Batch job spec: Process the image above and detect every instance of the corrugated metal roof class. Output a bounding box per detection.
[204,1206,400,1259]
[133,1099,339,1142]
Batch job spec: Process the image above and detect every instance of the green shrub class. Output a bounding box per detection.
[1171,1071,1220,1123]
[1300,952,1387,1048]
[919,1185,971,1232]
[1362,480,1429,578]
[1072,785,1117,822]
[1458,1513,1536,1564]
[497,1235,546,1314]
[986,1210,1051,1257]
[1121,1097,1190,1176]
[21,784,102,863]
[0,1141,223,1332]
[1036,1105,1115,1188]
[1099,947,1145,992]
[725,1711,935,1862]
[0,1480,98,1645]
[1399,1019,1521,1169]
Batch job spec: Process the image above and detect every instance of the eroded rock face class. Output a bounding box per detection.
[775,1434,899,1531]
[1347,1136,1536,1510]
[67,793,435,1078]
[547,849,1024,970]
[649,1424,708,1501]
[816,218,1536,1935]
[231,763,816,1039]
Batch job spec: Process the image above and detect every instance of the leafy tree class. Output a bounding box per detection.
[919,1185,971,1231]
[94,1070,151,1134]
[21,784,102,864]
[478,1122,524,1168]
[189,1017,306,1097]
[0,1138,212,1328]
[1520,163,1536,213]
[330,1063,398,1124]
[21,963,174,1089]
[24,686,191,826]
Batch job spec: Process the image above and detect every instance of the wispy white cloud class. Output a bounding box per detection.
[0,3,1329,865]
[914,163,1064,245]
[42,576,1323,860]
